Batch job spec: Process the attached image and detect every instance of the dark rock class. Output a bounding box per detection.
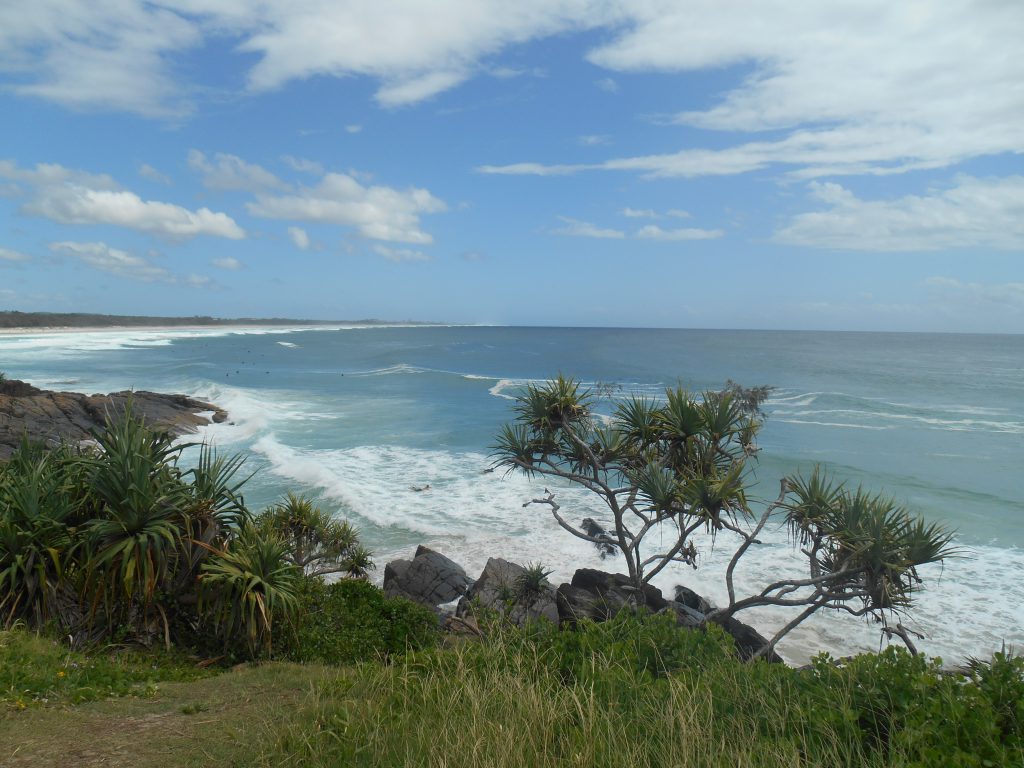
[0,379,228,460]
[711,614,784,664]
[383,547,472,608]
[456,557,558,627]
[570,568,669,611]
[556,583,614,623]
[659,600,705,629]
[581,517,616,558]
[674,585,717,615]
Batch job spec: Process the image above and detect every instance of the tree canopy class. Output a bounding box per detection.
[493,375,958,656]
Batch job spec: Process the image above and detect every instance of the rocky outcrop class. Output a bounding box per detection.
[383,545,473,609]
[674,585,717,616]
[0,378,227,460]
[557,568,669,622]
[380,548,786,664]
[456,557,559,627]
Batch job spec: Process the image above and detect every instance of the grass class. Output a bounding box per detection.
[0,627,211,711]
[255,633,874,768]
[2,618,1022,768]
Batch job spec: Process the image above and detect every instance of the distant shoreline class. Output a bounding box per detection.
[0,322,347,336]
[0,311,439,332]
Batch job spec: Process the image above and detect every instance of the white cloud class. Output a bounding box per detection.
[636,224,723,241]
[0,0,198,117]
[0,1,621,114]
[213,256,241,270]
[345,125,363,134]
[184,273,211,287]
[477,162,580,176]
[281,155,324,175]
[1,0,1019,186]
[594,77,618,93]
[50,240,172,282]
[485,2,1024,179]
[188,150,285,192]
[551,216,625,239]
[578,134,610,146]
[0,247,30,262]
[372,244,429,262]
[622,208,690,219]
[138,163,171,184]
[775,176,1024,251]
[249,171,446,244]
[30,187,246,240]
[374,70,468,107]
[288,226,310,250]
[0,160,245,240]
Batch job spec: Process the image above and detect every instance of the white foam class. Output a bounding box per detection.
[276,341,300,348]
[235,430,1024,666]
[776,419,891,431]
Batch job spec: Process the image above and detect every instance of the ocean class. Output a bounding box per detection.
[2,324,1021,664]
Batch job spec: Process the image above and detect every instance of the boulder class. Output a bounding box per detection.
[556,583,613,623]
[674,585,717,615]
[456,557,559,627]
[711,614,784,664]
[570,569,669,611]
[659,600,705,629]
[383,546,473,608]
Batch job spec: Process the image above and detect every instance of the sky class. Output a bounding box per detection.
[0,1,1022,332]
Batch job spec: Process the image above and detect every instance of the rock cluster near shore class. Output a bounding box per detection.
[0,378,227,459]
[384,546,783,663]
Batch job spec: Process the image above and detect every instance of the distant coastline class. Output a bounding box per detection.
[0,311,437,332]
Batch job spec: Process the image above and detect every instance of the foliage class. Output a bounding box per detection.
[514,562,553,601]
[279,578,438,666]
[0,407,366,661]
[198,525,302,658]
[965,647,1024,742]
[493,375,957,656]
[781,468,959,613]
[255,493,373,578]
[0,442,80,627]
[256,614,1024,768]
[493,376,758,591]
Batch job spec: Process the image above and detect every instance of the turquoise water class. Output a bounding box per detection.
[2,325,1022,662]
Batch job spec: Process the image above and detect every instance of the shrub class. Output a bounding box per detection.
[198,526,302,658]
[281,578,438,665]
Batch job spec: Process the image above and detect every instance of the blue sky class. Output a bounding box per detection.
[1,1,1022,332]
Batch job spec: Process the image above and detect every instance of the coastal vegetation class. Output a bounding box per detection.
[1,388,1021,766]
[494,376,957,657]
[0,310,431,329]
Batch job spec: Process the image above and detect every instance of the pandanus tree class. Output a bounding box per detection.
[0,405,321,658]
[255,492,374,578]
[493,376,958,657]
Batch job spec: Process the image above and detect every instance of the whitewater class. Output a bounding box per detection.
[2,324,1021,665]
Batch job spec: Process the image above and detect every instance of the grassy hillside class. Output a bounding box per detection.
[3,616,1022,768]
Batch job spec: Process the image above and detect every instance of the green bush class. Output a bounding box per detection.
[280,578,438,665]
[811,646,1019,765]
[1,411,360,661]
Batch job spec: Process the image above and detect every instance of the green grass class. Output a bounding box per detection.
[0,627,211,711]
[2,616,1022,768]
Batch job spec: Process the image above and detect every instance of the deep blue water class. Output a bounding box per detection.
[3,325,1022,662]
